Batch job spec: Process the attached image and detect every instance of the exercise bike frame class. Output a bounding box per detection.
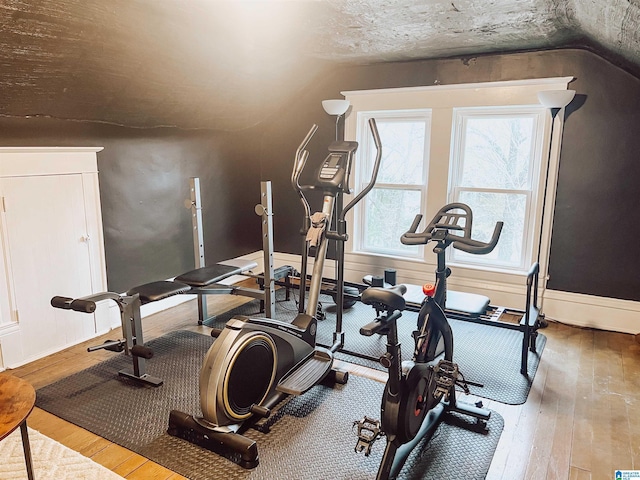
[358,203,502,480]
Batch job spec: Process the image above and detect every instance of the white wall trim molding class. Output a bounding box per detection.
[0,147,104,177]
[342,76,575,97]
[542,289,640,334]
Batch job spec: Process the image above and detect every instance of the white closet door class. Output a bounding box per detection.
[1,174,96,360]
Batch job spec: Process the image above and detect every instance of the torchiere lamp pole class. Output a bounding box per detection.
[536,89,576,323]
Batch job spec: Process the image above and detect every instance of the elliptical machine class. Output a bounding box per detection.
[168,118,383,468]
[354,203,503,480]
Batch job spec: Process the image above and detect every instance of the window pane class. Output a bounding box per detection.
[452,190,527,267]
[363,188,421,255]
[376,120,426,185]
[460,117,534,190]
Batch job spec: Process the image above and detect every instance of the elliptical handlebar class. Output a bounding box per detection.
[292,124,318,227]
[293,119,383,242]
[339,118,382,222]
[401,202,503,255]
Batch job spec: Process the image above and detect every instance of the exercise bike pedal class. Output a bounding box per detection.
[433,359,459,397]
[276,347,334,395]
[353,416,384,456]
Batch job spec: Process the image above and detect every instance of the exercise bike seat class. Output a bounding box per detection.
[127,281,191,304]
[361,285,408,312]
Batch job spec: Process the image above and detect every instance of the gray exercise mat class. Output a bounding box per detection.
[36,330,503,480]
[210,289,546,405]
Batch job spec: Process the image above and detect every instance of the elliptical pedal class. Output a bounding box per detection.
[276,347,334,395]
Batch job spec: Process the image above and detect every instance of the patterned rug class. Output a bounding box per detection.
[0,427,123,479]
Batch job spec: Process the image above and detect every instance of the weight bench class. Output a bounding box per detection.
[127,259,266,326]
[50,259,272,387]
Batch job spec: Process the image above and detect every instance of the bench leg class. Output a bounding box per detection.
[197,294,208,325]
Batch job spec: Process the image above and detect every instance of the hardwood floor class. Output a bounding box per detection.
[6,288,640,479]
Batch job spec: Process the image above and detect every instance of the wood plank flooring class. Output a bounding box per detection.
[6,287,640,480]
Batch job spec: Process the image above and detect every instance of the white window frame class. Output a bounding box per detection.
[448,107,546,272]
[341,76,573,305]
[353,109,431,259]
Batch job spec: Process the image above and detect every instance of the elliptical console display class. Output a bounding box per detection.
[317,142,358,191]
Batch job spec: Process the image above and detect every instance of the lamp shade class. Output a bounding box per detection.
[322,99,350,116]
[537,90,576,109]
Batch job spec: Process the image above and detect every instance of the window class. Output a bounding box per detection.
[344,77,572,289]
[354,110,431,257]
[448,108,545,271]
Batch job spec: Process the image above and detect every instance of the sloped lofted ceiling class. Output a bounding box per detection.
[0,0,638,130]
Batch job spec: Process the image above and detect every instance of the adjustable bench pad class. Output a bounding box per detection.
[403,283,490,316]
[127,259,258,304]
[127,281,191,305]
[175,259,257,287]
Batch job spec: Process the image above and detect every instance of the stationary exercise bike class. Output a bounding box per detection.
[354,203,503,480]
[168,118,383,468]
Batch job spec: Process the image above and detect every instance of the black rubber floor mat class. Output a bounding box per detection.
[36,330,503,480]
[210,290,546,405]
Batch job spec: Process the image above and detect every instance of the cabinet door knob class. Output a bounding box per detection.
[81,234,91,242]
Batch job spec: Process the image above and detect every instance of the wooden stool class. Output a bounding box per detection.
[0,372,36,480]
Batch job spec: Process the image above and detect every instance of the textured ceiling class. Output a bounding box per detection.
[0,0,637,130]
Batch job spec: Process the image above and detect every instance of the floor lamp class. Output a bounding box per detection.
[322,99,350,141]
[536,89,576,320]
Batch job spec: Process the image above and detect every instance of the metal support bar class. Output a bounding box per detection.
[256,181,275,318]
[187,179,277,324]
[188,177,209,324]
[118,294,163,386]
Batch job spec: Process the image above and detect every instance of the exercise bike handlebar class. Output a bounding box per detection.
[401,204,503,255]
[294,124,318,168]
[453,221,503,254]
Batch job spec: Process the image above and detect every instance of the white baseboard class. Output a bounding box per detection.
[542,289,640,334]
[274,251,640,335]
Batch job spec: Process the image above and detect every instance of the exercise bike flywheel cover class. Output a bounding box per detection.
[422,283,436,296]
